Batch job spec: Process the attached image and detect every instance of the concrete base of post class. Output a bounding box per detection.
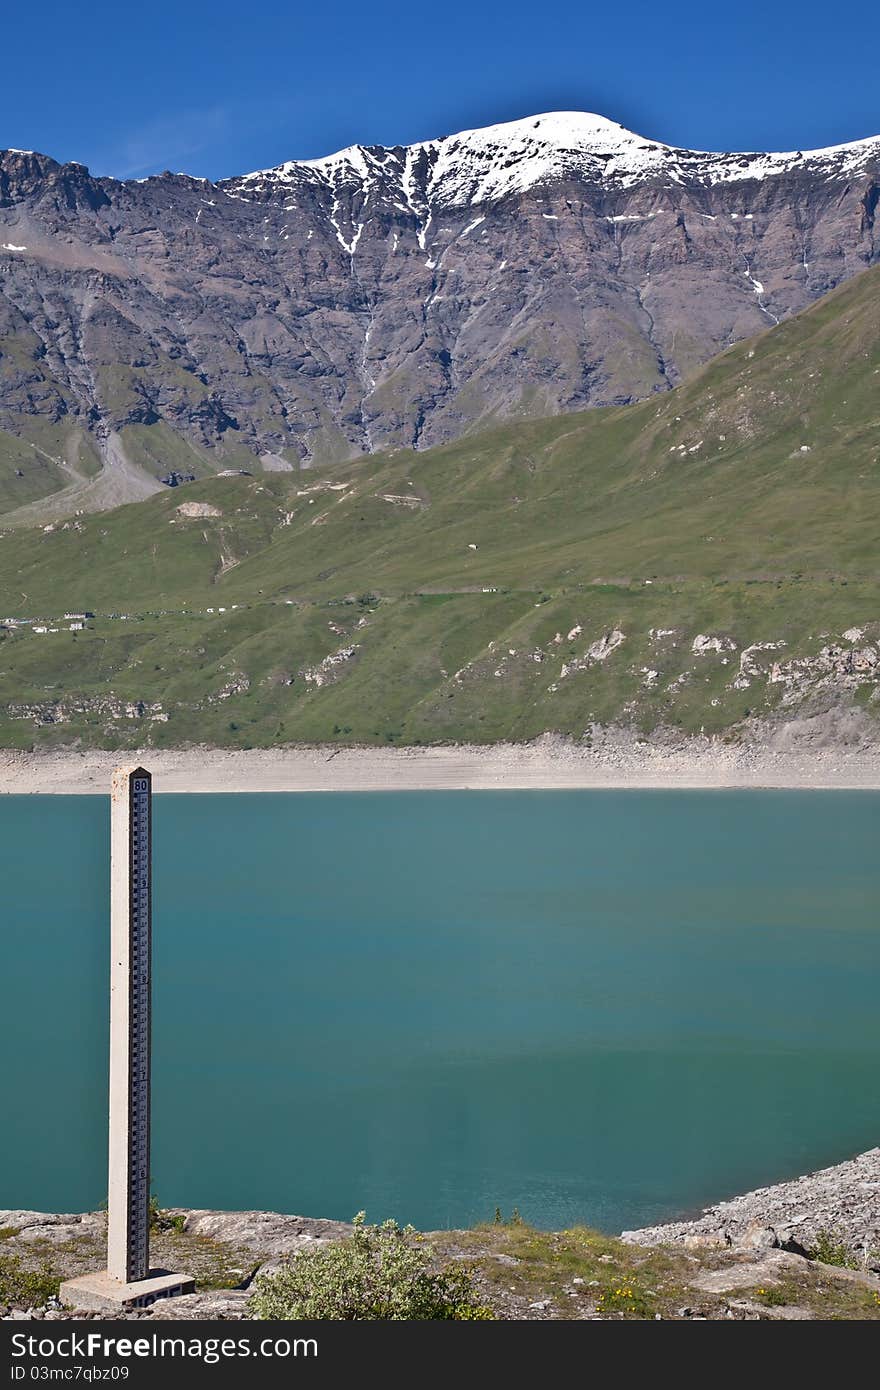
[59,1268,195,1313]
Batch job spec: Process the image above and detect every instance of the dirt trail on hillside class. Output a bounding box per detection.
[2,431,163,527]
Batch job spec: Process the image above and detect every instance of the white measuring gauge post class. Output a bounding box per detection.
[58,768,194,1311]
[108,766,153,1283]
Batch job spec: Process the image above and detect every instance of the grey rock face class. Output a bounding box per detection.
[1,111,878,485]
[175,1208,351,1258]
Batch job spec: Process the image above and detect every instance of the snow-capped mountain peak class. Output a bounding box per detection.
[1,108,878,473]
[229,110,880,208]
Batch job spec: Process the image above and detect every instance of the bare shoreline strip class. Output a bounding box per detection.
[3,740,880,794]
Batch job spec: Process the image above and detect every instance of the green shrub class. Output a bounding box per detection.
[755,1285,789,1307]
[148,1192,186,1233]
[250,1214,494,1320]
[0,1252,59,1306]
[809,1230,857,1268]
[491,1207,524,1227]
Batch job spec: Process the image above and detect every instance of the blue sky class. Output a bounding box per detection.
[3,0,878,180]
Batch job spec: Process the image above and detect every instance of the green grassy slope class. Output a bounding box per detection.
[1,265,879,750]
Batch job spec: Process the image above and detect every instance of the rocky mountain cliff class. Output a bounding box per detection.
[1,111,878,507]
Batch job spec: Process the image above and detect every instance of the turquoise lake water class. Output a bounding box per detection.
[2,790,878,1233]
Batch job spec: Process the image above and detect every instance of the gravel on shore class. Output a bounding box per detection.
[622,1147,880,1260]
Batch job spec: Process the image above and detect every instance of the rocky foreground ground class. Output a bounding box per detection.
[2,1149,879,1322]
